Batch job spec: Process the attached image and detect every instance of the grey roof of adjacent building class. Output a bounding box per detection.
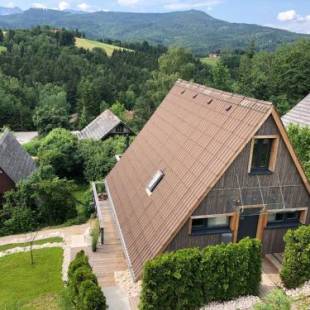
[76,110,122,140]
[0,131,36,184]
[282,94,310,127]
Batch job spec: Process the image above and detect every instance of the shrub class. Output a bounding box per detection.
[68,251,107,309]
[23,138,41,156]
[70,266,98,299]
[254,289,291,310]
[139,238,262,310]
[201,238,261,303]
[78,280,107,310]
[68,250,92,280]
[280,225,310,289]
[38,128,82,179]
[91,220,100,252]
[140,248,203,310]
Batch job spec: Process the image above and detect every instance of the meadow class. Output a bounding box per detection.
[75,37,132,56]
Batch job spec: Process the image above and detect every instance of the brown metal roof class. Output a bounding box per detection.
[106,79,276,280]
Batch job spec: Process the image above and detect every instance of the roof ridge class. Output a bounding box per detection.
[176,79,273,107]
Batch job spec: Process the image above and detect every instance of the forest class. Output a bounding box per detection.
[0,27,309,134]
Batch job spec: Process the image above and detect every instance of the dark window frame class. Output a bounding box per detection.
[267,211,300,229]
[191,216,231,235]
[249,136,279,175]
[251,138,272,173]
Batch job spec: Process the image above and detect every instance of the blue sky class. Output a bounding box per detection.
[1,0,310,33]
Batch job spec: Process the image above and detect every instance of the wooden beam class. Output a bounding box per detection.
[247,138,255,173]
[232,212,240,243]
[269,136,279,172]
[256,212,268,241]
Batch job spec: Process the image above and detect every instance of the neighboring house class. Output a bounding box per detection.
[281,94,310,127]
[76,109,133,141]
[106,80,310,281]
[0,131,36,202]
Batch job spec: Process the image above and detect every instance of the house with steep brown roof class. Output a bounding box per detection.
[76,109,133,141]
[105,80,310,280]
[282,94,310,127]
[0,131,36,203]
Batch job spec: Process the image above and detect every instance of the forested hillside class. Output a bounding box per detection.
[0,27,309,134]
[0,9,308,55]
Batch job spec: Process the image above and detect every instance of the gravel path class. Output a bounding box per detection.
[0,223,91,282]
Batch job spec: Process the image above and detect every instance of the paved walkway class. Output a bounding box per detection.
[260,254,283,297]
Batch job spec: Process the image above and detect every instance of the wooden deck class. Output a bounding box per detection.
[71,200,127,287]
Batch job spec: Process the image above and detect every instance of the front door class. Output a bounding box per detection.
[237,211,260,241]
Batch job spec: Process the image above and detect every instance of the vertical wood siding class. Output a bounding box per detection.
[165,116,310,253]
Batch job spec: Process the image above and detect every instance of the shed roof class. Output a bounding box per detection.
[0,131,36,184]
[282,94,310,127]
[77,109,122,140]
[106,80,309,280]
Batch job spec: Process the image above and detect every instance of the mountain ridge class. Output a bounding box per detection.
[0,9,308,54]
[0,6,22,16]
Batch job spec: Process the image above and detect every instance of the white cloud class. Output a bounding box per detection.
[77,3,91,11]
[118,0,139,7]
[164,0,222,11]
[276,10,310,34]
[5,2,16,8]
[31,2,47,9]
[58,1,70,11]
[277,10,297,22]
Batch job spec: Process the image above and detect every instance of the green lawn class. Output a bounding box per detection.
[75,37,132,56]
[0,248,64,309]
[0,46,7,54]
[0,237,63,252]
[201,56,219,67]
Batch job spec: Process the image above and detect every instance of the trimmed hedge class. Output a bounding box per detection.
[280,225,310,289]
[139,238,262,310]
[68,250,107,309]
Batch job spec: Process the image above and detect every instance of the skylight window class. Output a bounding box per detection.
[146,170,164,195]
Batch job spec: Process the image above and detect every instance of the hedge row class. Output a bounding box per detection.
[68,250,107,310]
[139,238,262,310]
[281,225,310,289]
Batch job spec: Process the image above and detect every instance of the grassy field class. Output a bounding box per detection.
[0,248,64,309]
[201,56,219,67]
[75,37,132,56]
[0,237,63,252]
[0,46,7,53]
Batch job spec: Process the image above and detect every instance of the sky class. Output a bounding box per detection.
[0,0,310,33]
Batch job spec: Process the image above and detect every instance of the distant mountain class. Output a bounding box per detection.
[0,9,308,54]
[0,6,22,16]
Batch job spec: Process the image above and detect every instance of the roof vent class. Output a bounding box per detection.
[146,170,164,195]
[207,99,213,105]
[180,90,186,95]
[193,94,198,99]
[226,105,232,112]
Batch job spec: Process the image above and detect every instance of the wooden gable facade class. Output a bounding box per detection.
[166,115,310,254]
